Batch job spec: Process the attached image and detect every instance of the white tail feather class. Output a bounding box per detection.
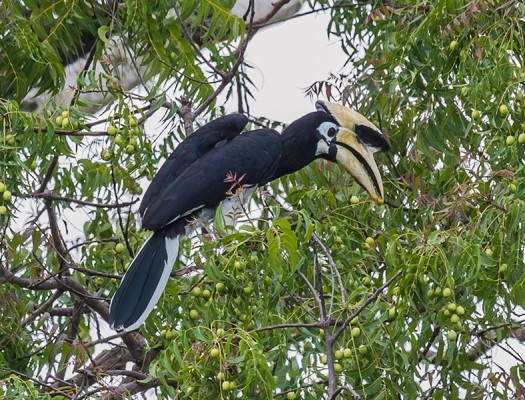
[122,235,180,332]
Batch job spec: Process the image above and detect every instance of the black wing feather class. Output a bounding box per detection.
[141,129,282,231]
[139,114,248,218]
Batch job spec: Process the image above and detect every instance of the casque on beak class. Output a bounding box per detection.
[315,100,390,203]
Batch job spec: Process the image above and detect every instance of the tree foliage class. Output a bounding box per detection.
[1,0,525,399]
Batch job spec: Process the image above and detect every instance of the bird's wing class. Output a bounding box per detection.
[139,114,248,218]
[141,129,282,231]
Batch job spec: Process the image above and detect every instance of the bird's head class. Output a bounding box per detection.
[314,100,390,203]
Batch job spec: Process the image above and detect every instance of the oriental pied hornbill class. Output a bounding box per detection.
[109,101,389,331]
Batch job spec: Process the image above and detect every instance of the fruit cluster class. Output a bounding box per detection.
[0,180,12,216]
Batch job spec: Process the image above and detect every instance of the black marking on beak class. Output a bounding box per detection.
[355,124,390,153]
[334,140,382,197]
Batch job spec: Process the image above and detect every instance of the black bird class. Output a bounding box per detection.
[109,101,389,331]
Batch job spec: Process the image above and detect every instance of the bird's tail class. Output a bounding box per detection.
[109,231,180,331]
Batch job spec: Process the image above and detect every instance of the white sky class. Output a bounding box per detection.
[240,10,347,122]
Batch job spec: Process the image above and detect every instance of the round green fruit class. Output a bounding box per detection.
[125,144,135,154]
[189,309,199,320]
[358,344,368,354]
[234,260,243,270]
[101,150,112,161]
[287,392,297,400]
[365,236,375,246]
[334,350,343,360]
[442,288,453,297]
[518,133,525,144]
[343,348,352,358]
[447,331,457,341]
[471,110,480,120]
[61,110,70,118]
[304,342,313,351]
[114,135,124,146]
[450,314,460,324]
[217,372,225,380]
[115,243,125,253]
[55,116,64,126]
[0,205,7,215]
[388,307,397,318]
[509,183,517,193]
[506,135,515,145]
[350,195,359,205]
[222,381,231,391]
[499,104,509,116]
[447,303,457,312]
[202,289,211,299]
[3,190,12,202]
[351,327,361,338]
[320,354,328,364]
[216,282,225,292]
[456,306,465,316]
[499,263,508,273]
[216,328,225,337]
[449,40,458,51]
[210,348,220,358]
[334,363,343,373]
[107,124,118,136]
[0,182,5,193]
[484,248,493,257]
[128,117,138,127]
[243,285,253,295]
[192,287,201,297]
[61,117,70,129]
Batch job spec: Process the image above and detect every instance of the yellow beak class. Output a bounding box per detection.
[316,101,389,203]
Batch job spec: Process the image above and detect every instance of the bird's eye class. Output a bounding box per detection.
[327,127,337,138]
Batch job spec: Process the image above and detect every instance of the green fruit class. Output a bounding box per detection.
[61,110,70,118]
[3,190,12,202]
[216,328,225,337]
[202,289,212,299]
[334,350,343,360]
[5,134,15,145]
[114,135,124,146]
[107,124,118,136]
[0,183,5,193]
[350,195,359,204]
[427,289,435,298]
[287,392,297,400]
[0,205,7,215]
[243,285,253,295]
[234,260,243,270]
[358,344,368,354]
[125,144,135,154]
[217,372,225,380]
[450,314,460,324]
[456,306,465,315]
[471,110,480,120]
[509,183,517,193]
[304,342,313,351]
[350,316,359,325]
[499,104,509,116]
[30,160,37,169]
[365,236,375,246]
[55,116,64,126]
[443,309,451,317]
[484,248,493,257]
[447,331,457,341]
[343,348,352,358]
[461,87,468,96]
[388,307,397,318]
[216,282,225,293]
[518,133,525,144]
[320,354,328,364]
[210,348,220,358]
[72,120,79,130]
[329,226,337,233]
[506,135,515,145]
[61,117,70,129]
[101,149,112,161]
[128,116,138,127]
[334,363,343,373]
[115,243,125,253]
[351,327,361,337]
[449,40,458,51]
[192,287,201,297]
[442,287,453,297]
[447,303,457,312]
[189,309,199,320]
[165,330,175,340]
[499,263,508,273]
[222,381,231,391]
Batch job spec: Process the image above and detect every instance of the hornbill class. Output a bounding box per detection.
[109,101,389,331]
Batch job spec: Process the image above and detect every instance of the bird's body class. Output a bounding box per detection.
[109,101,389,331]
